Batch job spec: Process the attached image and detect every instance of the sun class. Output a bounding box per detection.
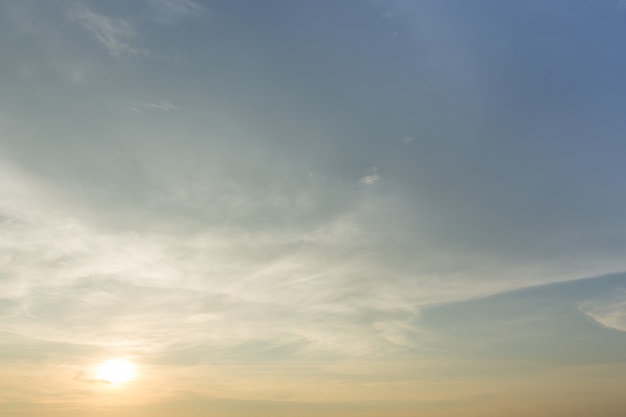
[96,358,137,385]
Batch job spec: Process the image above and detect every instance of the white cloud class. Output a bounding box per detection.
[132,100,177,113]
[66,1,206,56]
[360,174,380,185]
[0,161,421,357]
[68,4,144,56]
[2,153,624,362]
[146,0,205,17]
[579,291,626,332]
[5,0,626,366]
[360,168,380,186]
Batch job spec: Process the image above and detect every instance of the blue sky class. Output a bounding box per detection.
[2,0,626,416]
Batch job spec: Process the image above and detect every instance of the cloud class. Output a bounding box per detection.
[5,0,626,369]
[66,1,206,56]
[579,291,626,332]
[0,161,424,358]
[146,0,205,17]
[132,100,177,113]
[2,148,624,363]
[73,370,108,385]
[360,168,380,186]
[360,174,379,186]
[143,0,207,25]
[67,4,144,56]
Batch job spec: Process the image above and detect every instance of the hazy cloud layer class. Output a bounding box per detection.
[2,0,626,362]
[3,0,626,414]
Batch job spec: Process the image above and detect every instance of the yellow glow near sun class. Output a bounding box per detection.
[96,359,137,385]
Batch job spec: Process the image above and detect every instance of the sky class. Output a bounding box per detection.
[2,0,626,415]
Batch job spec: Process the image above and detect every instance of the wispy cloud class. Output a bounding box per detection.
[132,100,177,113]
[66,1,206,56]
[0,161,422,358]
[5,0,626,412]
[146,0,205,17]
[360,168,380,186]
[2,152,624,363]
[579,291,626,332]
[68,4,144,56]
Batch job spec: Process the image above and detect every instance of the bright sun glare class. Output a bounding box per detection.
[96,359,137,385]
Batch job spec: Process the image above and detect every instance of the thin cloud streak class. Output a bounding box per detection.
[580,291,626,332]
[68,4,144,56]
[132,100,177,113]
[146,0,206,17]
